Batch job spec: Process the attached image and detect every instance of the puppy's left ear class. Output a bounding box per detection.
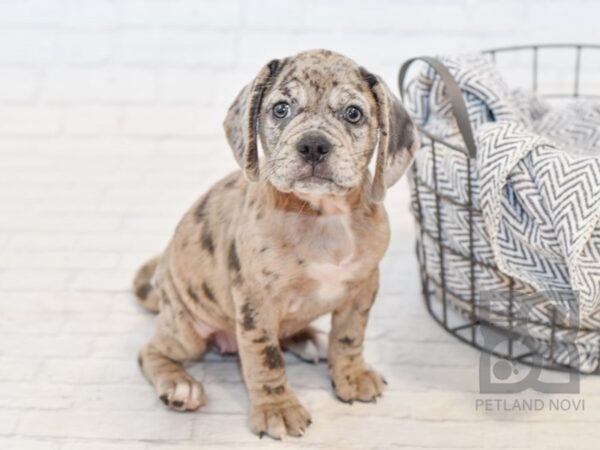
[223,59,283,182]
[361,69,420,202]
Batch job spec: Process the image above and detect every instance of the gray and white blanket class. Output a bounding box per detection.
[406,54,600,372]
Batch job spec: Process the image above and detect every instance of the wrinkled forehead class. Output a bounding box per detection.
[269,52,372,107]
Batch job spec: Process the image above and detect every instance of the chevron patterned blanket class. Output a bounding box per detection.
[406,54,600,372]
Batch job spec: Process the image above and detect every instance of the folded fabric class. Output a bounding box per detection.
[478,122,600,318]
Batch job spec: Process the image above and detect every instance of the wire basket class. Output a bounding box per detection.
[398,44,600,373]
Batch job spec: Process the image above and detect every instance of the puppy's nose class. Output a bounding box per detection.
[296,134,331,165]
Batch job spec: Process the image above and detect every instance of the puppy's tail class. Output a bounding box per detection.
[133,256,161,313]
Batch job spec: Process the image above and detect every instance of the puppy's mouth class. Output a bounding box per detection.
[297,174,334,184]
[294,164,336,187]
[293,177,336,195]
[292,168,347,195]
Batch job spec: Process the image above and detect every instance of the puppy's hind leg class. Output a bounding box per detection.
[139,296,208,411]
[281,326,328,364]
[133,255,161,313]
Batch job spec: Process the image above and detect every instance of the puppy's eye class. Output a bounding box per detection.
[272,102,291,119]
[344,105,363,124]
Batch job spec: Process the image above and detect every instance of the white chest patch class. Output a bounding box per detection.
[303,211,359,305]
[305,259,360,304]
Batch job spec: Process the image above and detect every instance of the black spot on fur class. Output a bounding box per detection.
[241,303,256,331]
[172,400,184,408]
[187,286,200,304]
[160,289,170,305]
[232,273,244,286]
[253,332,269,344]
[359,67,378,89]
[160,394,169,405]
[262,345,284,370]
[297,259,304,266]
[201,227,215,255]
[260,247,268,253]
[262,384,285,395]
[194,195,209,222]
[339,336,355,345]
[309,78,321,91]
[267,59,280,76]
[137,355,143,368]
[136,283,152,300]
[280,85,292,98]
[228,241,241,272]
[201,282,216,303]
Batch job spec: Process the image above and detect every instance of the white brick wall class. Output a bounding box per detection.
[1,1,600,449]
[0,0,598,143]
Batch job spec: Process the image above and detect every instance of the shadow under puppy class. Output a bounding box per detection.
[134,49,419,439]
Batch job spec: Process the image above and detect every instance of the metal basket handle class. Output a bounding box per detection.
[398,56,478,158]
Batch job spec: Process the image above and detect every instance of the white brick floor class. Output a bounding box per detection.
[1,135,599,450]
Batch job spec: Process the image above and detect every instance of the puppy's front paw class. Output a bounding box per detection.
[331,365,386,404]
[156,372,206,411]
[249,394,311,440]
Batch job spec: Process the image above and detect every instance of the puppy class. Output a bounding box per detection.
[134,49,418,439]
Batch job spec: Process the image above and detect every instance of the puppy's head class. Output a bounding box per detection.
[223,49,419,202]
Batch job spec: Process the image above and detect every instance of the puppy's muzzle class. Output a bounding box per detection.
[296,134,331,166]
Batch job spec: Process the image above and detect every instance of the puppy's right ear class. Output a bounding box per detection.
[223,59,282,182]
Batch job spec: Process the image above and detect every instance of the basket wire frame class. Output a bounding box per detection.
[400,44,600,373]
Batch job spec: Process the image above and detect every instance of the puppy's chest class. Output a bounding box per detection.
[282,213,364,312]
[303,257,361,306]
